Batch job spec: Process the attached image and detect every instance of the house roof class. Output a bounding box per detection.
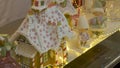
[15,43,37,58]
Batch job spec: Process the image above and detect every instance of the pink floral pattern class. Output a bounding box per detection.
[18,6,73,53]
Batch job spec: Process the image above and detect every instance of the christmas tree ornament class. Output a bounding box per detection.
[16,6,73,54]
[9,0,76,67]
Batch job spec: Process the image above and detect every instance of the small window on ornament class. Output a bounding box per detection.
[41,1,44,6]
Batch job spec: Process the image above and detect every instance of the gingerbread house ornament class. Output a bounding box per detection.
[10,0,73,67]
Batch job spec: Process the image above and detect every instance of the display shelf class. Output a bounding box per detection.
[65,30,120,68]
[67,21,120,63]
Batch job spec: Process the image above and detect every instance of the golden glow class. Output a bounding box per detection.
[59,56,63,62]
[66,25,120,64]
[66,42,70,51]
[119,29,120,31]
[0,34,8,36]
[32,58,35,62]
[14,41,18,45]
[32,63,35,67]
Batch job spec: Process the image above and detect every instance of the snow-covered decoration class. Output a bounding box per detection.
[17,6,73,53]
[15,43,37,58]
[45,0,77,15]
[78,16,89,29]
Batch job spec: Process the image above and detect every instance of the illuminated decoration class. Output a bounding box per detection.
[60,42,67,65]
[65,0,120,65]
[40,54,43,68]
[10,0,75,68]
[7,0,120,68]
[32,58,35,67]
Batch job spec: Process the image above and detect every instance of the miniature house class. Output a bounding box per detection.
[13,35,58,68]
[8,0,71,67]
[15,42,40,68]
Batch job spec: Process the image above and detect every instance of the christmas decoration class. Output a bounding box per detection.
[78,16,90,47]
[0,35,20,68]
[7,0,120,68]
[9,0,74,67]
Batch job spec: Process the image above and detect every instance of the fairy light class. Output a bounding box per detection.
[32,0,120,67]
[66,42,70,51]
[64,23,120,66]
[32,58,35,68]
[40,54,43,68]
[59,56,64,63]
[78,24,120,57]
[119,29,120,31]
[63,0,120,67]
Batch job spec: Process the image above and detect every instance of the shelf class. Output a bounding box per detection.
[65,31,120,68]
[67,21,120,63]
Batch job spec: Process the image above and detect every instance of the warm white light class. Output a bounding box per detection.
[66,42,70,51]
[59,56,63,62]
